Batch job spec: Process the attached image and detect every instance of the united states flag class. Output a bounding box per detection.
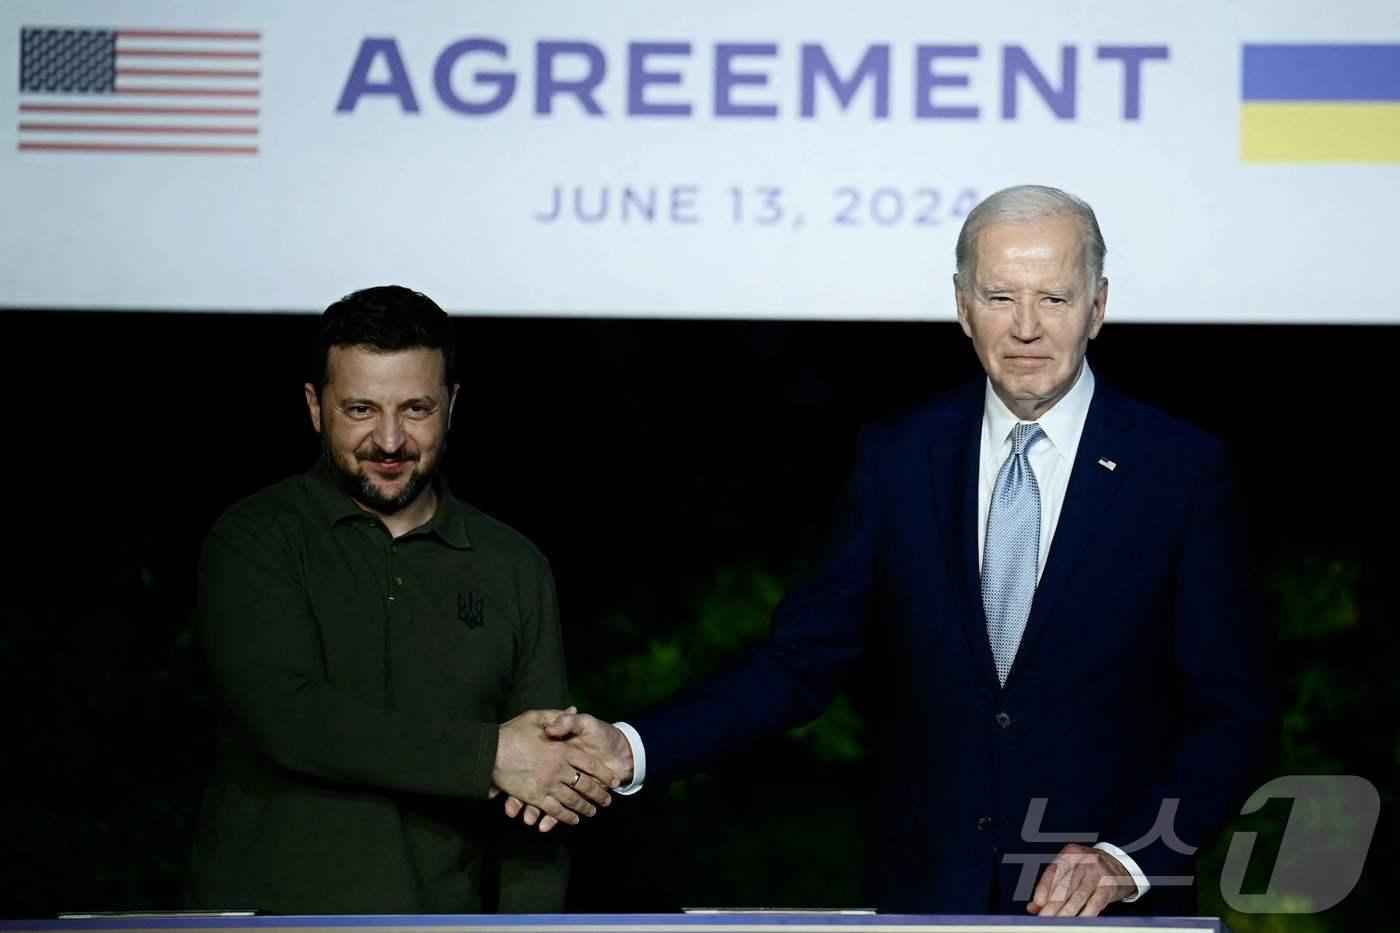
[18,26,261,156]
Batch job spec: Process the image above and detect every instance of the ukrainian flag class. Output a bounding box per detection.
[1241,44,1400,162]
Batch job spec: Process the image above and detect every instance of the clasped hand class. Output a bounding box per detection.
[489,707,634,832]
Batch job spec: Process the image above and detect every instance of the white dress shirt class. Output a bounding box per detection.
[978,362,1094,583]
[616,363,1148,902]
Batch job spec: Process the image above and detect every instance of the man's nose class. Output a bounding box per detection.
[1010,302,1043,341]
[373,414,405,453]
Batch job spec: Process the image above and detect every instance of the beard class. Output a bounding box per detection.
[326,436,444,515]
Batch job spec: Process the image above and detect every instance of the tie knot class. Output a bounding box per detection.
[1010,422,1044,457]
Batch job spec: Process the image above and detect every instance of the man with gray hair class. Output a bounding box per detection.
[519,186,1276,917]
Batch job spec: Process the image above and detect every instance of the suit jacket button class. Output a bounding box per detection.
[977,817,993,832]
[995,712,1012,728]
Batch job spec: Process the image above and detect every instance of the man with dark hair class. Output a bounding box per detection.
[189,286,614,914]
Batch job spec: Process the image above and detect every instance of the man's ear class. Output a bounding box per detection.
[304,383,323,433]
[446,383,460,428]
[954,275,974,339]
[1088,277,1108,340]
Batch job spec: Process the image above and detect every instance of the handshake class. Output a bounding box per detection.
[489,707,635,831]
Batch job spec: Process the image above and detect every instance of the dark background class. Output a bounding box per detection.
[3,311,1393,932]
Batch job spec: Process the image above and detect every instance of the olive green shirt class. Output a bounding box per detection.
[189,458,568,913]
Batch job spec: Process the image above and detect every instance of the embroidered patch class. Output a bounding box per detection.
[458,592,484,629]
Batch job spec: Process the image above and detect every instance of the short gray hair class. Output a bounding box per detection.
[954,185,1106,294]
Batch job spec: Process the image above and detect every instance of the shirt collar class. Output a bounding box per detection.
[983,362,1096,463]
[306,456,473,549]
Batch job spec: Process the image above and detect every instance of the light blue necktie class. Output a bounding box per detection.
[982,422,1044,685]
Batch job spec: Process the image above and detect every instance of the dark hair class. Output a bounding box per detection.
[310,285,456,394]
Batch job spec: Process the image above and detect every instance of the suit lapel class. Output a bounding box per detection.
[927,381,1003,692]
[1007,380,1136,684]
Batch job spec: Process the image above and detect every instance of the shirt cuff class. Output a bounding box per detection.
[611,721,646,795]
[1094,841,1149,903]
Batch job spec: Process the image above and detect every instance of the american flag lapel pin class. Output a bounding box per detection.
[1098,457,1117,471]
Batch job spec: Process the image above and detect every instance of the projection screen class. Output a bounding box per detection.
[2,0,1397,321]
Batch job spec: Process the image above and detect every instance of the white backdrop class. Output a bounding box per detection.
[2,1,1397,321]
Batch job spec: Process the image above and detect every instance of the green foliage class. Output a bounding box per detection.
[571,567,867,763]
[1198,555,1385,933]
[1269,558,1359,641]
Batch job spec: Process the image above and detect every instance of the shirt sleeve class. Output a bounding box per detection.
[611,721,647,795]
[198,510,499,799]
[1093,842,1148,903]
[495,553,570,911]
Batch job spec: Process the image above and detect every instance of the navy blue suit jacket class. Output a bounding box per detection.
[628,376,1276,914]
